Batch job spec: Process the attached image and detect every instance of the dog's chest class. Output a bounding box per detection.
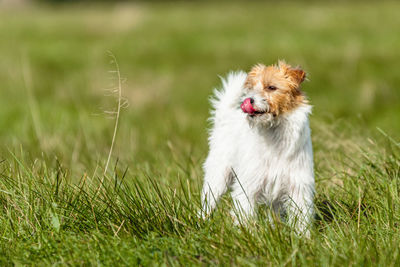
[233,128,289,179]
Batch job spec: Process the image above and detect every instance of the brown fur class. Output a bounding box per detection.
[244,61,307,116]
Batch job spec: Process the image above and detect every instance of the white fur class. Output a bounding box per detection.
[201,71,314,234]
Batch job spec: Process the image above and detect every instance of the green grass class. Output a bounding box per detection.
[0,1,400,265]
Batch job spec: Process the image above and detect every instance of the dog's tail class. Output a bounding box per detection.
[209,71,247,120]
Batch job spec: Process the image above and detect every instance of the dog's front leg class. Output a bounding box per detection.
[230,188,256,224]
[200,157,232,218]
[285,182,314,236]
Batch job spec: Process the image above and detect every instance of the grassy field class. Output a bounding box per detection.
[0,1,400,265]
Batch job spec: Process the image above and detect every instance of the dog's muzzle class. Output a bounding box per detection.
[240,97,267,117]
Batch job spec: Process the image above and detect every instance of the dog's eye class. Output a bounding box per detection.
[266,85,277,91]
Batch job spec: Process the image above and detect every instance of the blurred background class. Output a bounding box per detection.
[0,0,399,178]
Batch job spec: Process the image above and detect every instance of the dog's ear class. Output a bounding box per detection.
[279,61,306,86]
[287,68,306,85]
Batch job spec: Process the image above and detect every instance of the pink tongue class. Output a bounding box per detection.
[240,98,256,114]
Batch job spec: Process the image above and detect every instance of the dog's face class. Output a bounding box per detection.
[241,61,307,126]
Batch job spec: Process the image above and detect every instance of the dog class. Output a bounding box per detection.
[201,61,314,235]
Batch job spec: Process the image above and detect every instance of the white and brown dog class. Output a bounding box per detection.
[201,61,314,235]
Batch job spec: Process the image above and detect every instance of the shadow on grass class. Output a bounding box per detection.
[314,197,371,230]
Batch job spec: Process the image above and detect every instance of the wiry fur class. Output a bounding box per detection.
[201,62,314,235]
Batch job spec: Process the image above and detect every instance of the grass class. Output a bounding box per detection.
[0,1,400,265]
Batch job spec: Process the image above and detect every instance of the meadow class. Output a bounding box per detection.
[0,1,399,265]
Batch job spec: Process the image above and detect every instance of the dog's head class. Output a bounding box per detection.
[241,61,308,126]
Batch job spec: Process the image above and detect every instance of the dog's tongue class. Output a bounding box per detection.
[241,98,256,114]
